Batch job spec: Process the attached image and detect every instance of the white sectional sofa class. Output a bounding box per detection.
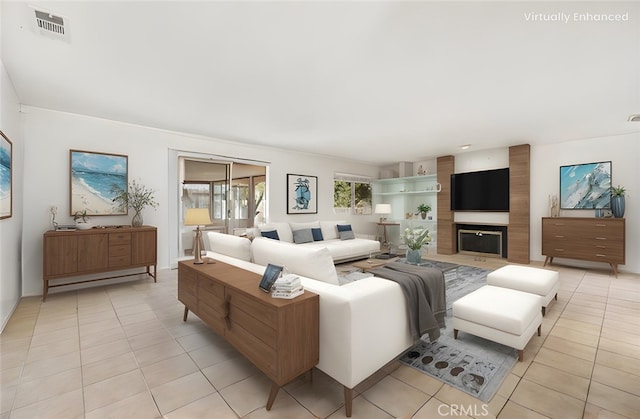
[205,232,414,417]
[246,220,381,262]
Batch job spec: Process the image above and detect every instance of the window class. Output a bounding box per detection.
[333,173,372,214]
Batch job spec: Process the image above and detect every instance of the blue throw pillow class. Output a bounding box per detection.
[336,224,352,232]
[260,230,280,240]
[311,228,324,241]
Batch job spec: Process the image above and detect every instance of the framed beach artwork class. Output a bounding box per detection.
[560,161,612,210]
[0,131,12,220]
[287,174,317,214]
[70,150,128,215]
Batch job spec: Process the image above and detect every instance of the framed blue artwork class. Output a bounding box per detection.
[0,131,12,220]
[287,174,317,214]
[70,149,128,215]
[560,161,611,209]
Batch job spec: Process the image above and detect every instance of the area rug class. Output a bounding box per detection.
[399,263,518,402]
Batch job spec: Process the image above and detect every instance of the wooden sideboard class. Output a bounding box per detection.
[178,260,319,410]
[542,217,625,276]
[43,226,157,300]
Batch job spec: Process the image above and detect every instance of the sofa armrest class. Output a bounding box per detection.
[300,276,413,389]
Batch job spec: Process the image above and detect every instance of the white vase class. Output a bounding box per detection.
[76,221,92,230]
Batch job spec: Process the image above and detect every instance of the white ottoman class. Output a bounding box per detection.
[487,265,559,316]
[453,286,542,361]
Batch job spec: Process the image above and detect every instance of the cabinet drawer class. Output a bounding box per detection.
[178,267,198,296]
[109,232,132,245]
[198,299,225,335]
[109,244,131,257]
[199,277,225,299]
[109,255,131,267]
[226,318,278,378]
[227,289,277,327]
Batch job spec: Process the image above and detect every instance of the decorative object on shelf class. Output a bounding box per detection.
[611,185,626,218]
[0,131,12,220]
[403,227,432,264]
[70,149,128,216]
[416,164,426,176]
[375,203,392,222]
[417,203,431,220]
[548,195,559,217]
[559,161,611,210]
[287,174,317,214]
[49,205,58,230]
[111,179,158,227]
[184,208,212,264]
[73,209,92,230]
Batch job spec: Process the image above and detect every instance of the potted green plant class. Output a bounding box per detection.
[611,185,626,218]
[111,180,158,227]
[73,209,92,230]
[416,203,431,220]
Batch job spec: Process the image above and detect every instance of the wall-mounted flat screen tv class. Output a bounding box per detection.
[560,161,611,209]
[451,168,509,211]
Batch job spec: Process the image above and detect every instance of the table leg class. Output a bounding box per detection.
[266,382,280,410]
[183,306,189,322]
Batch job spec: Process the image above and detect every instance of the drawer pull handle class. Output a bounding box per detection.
[595,237,607,240]
[596,245,606,249]
[596,254,607,258]
[554,223,565,226]
[223,296,231,329]
[595,224,607,227]
[554,249,565,252]
[554,235,565,238]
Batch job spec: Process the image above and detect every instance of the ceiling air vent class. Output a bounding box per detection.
[33,9,69,41]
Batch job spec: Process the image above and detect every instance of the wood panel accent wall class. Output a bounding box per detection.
[437,155,455,254]
[508,144,531,263]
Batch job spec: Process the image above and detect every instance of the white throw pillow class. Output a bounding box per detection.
[251,237,339,286]
[289,221,320,231]
[207,232,252,261]
[320,220,347,240]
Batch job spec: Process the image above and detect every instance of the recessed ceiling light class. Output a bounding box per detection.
[460,144,472,150]
[628,114,640,122]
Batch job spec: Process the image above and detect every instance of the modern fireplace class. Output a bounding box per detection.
[456,224,508,258]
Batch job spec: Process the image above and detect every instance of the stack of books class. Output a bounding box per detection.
[271,274,304,299]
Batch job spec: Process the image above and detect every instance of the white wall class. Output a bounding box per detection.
[0,59,24,330]
[20,106,380,297]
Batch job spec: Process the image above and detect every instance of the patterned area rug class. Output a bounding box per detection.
[399,263,518,402]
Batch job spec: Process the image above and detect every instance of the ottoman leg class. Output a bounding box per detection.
[454,329,458,339]
[538,325,541,336]
[542,306,546,316]
[518,350,524,361]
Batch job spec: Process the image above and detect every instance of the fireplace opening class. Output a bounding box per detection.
[455,224,508,258]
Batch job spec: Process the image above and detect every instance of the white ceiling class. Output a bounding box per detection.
[3,1,639,165]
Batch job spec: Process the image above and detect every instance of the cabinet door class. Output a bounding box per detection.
[132,230,157,265]
[43,235,78,277]
[78,233,109,272]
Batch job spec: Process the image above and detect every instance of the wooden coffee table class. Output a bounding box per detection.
[352,257,398,271]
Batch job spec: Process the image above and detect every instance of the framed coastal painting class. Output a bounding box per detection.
[0,131,12,220]
[287,174,317,214]
[560,161,611,209]
[70,150,128,215]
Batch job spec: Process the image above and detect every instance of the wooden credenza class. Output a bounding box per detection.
[178,260,319,410]
[43,226,157,300]
[542,217,625,276]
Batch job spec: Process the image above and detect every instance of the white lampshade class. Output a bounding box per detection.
[184,208,212,226]
[375,204,392,215]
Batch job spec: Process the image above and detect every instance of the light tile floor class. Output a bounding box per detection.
[2,254,639,418]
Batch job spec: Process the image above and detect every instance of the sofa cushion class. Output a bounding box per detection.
[251,237,339,286]
[293,228,314,244]
[320,220,347,240]
[311,228,324,241]
[207,232,252,261]
[260,230,280,240]
[259,222,293,243]
[289,221,320,231]
[337,224,355,240]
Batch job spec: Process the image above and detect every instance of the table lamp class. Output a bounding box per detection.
[184,208,212,264]
[375,204,392,222]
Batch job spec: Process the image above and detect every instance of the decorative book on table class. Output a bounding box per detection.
[271,274,304,299]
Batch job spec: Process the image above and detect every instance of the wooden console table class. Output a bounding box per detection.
[178,260,319,410]
[42,226,157,301]
[542,217,625,276]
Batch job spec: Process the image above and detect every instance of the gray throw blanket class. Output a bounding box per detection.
[369,262,446,342]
